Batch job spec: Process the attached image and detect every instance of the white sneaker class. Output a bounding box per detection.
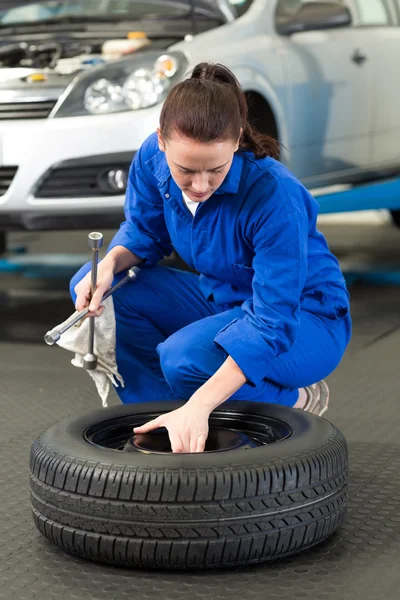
[303,380,330,416]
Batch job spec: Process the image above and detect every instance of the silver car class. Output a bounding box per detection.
[0,0,399,233]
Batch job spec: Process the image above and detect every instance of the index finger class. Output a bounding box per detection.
[133,417,162,434]
[75,283,91,312]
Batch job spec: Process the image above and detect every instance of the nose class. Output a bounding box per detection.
[191,172,209,194]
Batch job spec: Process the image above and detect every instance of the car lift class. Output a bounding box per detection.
[314,175,400,286]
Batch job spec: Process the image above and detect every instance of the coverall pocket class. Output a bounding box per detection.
[302,286,349,321]
[233,263,254,287]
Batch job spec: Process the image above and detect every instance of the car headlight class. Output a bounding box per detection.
[121,68,170,111]
[53,51,187,118]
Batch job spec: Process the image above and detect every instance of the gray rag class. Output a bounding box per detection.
[55,296,124,406]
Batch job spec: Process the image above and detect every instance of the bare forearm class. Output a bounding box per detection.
[187,355,247,412]
[102,245,144,274]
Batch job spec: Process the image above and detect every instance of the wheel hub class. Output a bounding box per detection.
[83,409,292,453]
[123,427,258,454]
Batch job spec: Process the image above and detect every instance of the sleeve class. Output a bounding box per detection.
[107,143,173,266]
[213,205,308,386]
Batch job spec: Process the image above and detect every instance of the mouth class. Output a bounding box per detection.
[189,191,209,199]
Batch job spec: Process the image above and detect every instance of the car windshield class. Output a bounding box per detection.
[0,0,228,26]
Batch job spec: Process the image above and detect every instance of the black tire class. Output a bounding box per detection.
[29,401,348,570]
[0,231,6,255]
[390,210,400,227]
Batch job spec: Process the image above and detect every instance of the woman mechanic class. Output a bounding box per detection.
[71,62,352,454]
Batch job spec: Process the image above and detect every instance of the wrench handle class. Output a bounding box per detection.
[83,232,104,370]
[87,247,99,356]
[102,268,138,300]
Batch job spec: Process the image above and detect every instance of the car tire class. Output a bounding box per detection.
[0,231,6,255]
[390,210,400,227]
[29,401,348,570]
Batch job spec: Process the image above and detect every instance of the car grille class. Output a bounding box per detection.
[0,101,56,120]
[0,167,18,197]
[35,164,131,198]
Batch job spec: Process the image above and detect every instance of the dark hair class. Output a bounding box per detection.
[159,62,280,160]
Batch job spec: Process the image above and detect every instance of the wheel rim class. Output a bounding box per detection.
[84,409,293,454]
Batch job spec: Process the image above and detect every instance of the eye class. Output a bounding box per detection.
[179,168,193,175]
[211,169,224,174]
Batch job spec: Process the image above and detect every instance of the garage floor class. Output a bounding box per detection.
[1,217,400,600]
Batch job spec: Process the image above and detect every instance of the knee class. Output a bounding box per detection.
[158,331,223,398]
[158,334,198,398]
[69,261,92,303]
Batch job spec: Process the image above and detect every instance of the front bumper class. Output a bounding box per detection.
[0,107,160,230]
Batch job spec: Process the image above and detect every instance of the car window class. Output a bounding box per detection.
[353,0,391,25]
[276,0,345,18]
[228,0,255,18]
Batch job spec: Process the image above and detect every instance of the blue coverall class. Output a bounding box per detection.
[71,132,352,407]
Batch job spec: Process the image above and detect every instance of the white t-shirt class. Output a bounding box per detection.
[182,191,198,216]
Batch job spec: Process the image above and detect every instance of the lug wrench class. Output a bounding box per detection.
[44,268,138,346]
[44,237,139,347]
[82,232,103,370]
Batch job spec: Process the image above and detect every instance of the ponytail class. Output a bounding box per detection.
[159,62,280,160]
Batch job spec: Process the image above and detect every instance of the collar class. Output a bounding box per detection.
[145,148,243,195]
[145,149,170,186]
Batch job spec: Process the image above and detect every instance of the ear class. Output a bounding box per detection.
[157,128,166,152]
[235,127,243,152]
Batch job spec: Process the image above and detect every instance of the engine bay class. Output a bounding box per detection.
[0,38,104,71]
[0,35,155,76]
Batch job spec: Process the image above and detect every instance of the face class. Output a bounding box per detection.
[157,130,239,203]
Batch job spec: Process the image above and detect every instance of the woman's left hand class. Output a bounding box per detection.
[134,357,247,453]
[133,398,211,453]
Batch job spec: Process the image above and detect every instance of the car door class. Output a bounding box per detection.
[350,0,400,168]
[275,0,374,187]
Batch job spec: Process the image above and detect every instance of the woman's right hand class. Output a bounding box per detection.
[74,263,115,317]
